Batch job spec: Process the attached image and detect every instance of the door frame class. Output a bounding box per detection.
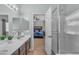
[57,4,61,54]
[32,13,45,50]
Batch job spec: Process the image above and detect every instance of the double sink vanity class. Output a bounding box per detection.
[0,16,31,55]
[0,35,31,55]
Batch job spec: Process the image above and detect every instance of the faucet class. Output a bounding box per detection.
[17,31,21,39]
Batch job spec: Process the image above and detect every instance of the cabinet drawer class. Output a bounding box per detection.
[26,39,31,53]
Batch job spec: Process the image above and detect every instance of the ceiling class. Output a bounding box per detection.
[19,4,53,16]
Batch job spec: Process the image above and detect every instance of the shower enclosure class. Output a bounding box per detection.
[51,4,79,54]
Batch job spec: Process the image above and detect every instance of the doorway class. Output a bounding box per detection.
[33,14,46,55]
[28,14,46,55]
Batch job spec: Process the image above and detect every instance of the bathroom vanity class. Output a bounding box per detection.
[12,35,31,55]
[0,35,31,55]
[8,17,31,55]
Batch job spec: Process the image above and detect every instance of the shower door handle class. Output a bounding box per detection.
[48,35,53,38]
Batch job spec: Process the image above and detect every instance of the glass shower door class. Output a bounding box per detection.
[60,5,79,54]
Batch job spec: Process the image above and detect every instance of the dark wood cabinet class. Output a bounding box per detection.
[12,49,20,55]
[20,43,26,55]
[12,38,31,55]
[26,38,31,54]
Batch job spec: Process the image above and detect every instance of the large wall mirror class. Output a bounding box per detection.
[12,17,30,38]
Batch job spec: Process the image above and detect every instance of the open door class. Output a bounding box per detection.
[51,7,59,54]
[45,8,52,55]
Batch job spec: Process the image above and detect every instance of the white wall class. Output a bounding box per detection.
[0,4,19,35]
[19,4,53,50]
[34,20,44,26]
[34,15,45,26]
[34,15,45,31]
[34,20,45,31]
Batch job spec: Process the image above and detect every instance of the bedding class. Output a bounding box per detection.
[34,30,44,38]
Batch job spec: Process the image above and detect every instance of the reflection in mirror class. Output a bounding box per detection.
[12,17,30,39]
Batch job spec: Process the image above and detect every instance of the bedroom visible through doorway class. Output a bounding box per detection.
[33,14,46,55]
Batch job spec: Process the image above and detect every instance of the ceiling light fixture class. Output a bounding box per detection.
[4,4,18,12]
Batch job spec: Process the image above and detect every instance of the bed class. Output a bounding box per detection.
[34,26,44,38]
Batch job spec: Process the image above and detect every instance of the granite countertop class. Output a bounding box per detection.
[0,35,31,55]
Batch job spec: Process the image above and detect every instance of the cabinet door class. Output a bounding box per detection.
[25,39,31,54]
[45,8,52,55]
[25,42,27,55]
[12,49,19,55]
[20,43,26,55]
[26,39,30,54]
[28,38,31,49]
[20,50,25,55]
